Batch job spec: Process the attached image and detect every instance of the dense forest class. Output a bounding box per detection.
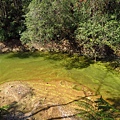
[0,0,120,59]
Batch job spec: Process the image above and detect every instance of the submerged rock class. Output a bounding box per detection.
[0,80,99,120]
[0,81,33,106]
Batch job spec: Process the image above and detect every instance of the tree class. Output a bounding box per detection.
[75,0,120,59]
[0,0,31,41]
[20,0,81,45]
[21,0,120,58]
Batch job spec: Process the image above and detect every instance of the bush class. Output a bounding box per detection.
[0,0,31,41]
[21,0,120,58]
[75,16,120,58]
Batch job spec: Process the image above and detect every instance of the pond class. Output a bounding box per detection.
[0,52,120,102]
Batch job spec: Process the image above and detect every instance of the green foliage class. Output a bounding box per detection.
[0,0,120,58]
[20,0,81,44]
[77,97,119,120]
[0,105,9,118]
[75,15,120,58]
[75,0,120,58]
[95,97,119,120]
[21,0,120,58]
[0,0,31,41]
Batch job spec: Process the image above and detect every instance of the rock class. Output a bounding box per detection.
[2,47,11,53]
[0,81,33,103]
[12,47,20,52]
[0,42,5,51]
[0,80,100,120]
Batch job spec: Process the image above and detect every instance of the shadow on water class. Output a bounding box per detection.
[44,52,94,69]
[100,56,120,72]
[6,51,94,69]
[62,56,94,70]
[6,51,66,60]
[6,51,44,59]
[44,52,70,61]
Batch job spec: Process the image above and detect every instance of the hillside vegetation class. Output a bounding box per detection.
[0,0,120,59]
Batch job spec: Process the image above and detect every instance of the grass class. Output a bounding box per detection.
[0,52,120,101]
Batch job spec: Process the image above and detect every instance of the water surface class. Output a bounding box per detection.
[0,52,120,101]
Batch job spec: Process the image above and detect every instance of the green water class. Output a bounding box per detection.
[0,52,120,100]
